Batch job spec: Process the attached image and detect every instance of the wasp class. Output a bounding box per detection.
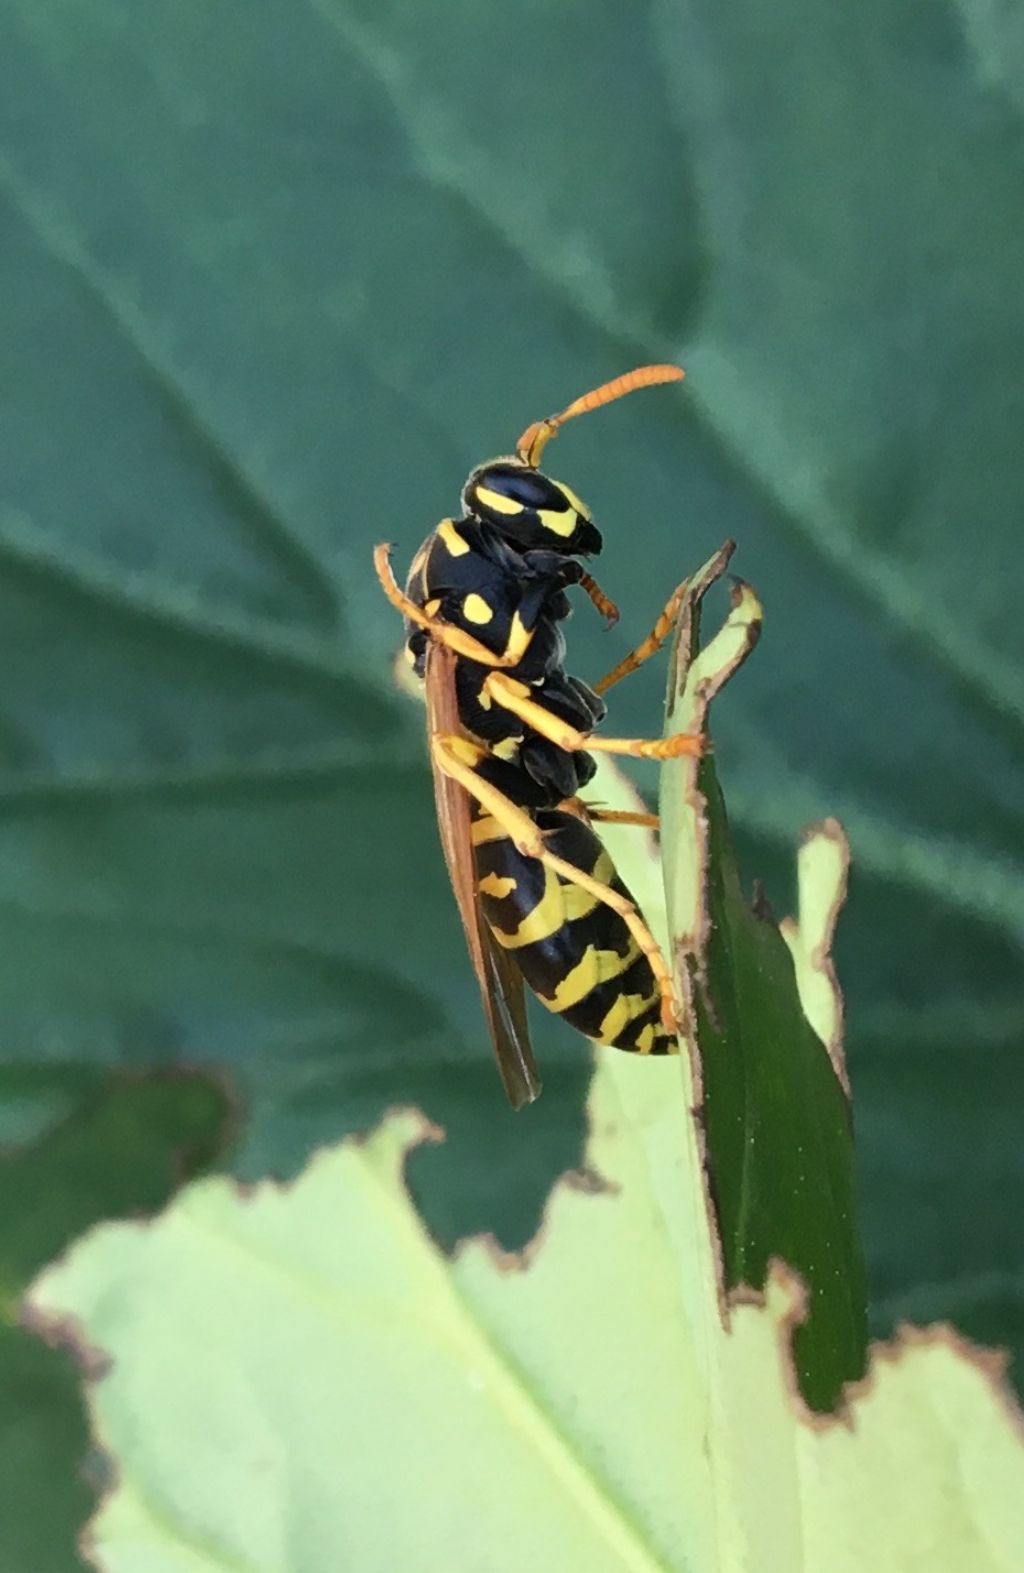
[375,366,703,1106]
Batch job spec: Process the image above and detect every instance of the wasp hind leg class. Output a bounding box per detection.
[559,797,660,830]
[431,734,682,1040]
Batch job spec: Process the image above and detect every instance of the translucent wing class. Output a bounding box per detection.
[424,642,541,1108]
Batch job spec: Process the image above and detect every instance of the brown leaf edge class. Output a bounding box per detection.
[779,817,852,1096]
[738,1258,1024,1446]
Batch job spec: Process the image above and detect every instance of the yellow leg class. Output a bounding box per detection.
[374,543,526,668]
[558,797,660,829]
[588,809,660,827]
[432,734,682,1034]
[577,571,620,628]
[592,578,689,695]
[483,671,705,761]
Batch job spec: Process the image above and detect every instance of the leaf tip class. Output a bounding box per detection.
[779,819,851,1095]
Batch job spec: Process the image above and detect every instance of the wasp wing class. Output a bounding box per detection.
[424,642,541,1108]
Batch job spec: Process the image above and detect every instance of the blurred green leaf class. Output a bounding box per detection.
[0,1328,93,1573]
[0,0,1019,1421]
[0,1070,232,1572]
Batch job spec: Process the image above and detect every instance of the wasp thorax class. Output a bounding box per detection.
[463,460,603,556]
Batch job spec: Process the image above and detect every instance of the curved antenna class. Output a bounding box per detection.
[516,364,685,467]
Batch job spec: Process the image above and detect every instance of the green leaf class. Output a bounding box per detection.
[0,1071,233,1573]
[0,1327,93,1573]
[660,547,866,1410]
[27,1056,1024,1571]
[0,0,1020,1416]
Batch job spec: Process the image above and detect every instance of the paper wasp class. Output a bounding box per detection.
[376,366,702,1106]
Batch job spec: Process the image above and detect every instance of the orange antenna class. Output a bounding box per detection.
[516,364,685,467]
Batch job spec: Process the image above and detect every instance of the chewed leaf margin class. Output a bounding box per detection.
[659,545,867,1411]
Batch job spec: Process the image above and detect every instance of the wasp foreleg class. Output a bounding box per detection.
[482,671,704,762]
[374,543,528,668]
[592,577,690,696]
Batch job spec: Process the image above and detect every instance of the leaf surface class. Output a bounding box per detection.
[27,1045,1023,1572]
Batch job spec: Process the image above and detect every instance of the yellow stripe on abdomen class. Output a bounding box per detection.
[633,1021,664,1056]
[594,988,661,1046]
[478,872,517,899]
[471,815,509,846]
[488,851,615,950]
[540,939,641,1013]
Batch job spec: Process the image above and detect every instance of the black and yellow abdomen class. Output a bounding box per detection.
[473,807,675,1056]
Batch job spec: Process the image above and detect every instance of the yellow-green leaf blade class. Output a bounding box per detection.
[26,1050,1024,1572]
[29,1102,708,1572]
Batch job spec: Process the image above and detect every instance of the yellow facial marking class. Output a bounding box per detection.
[476,485,523,516]
[479,872,517,899]
[491,735,521,760]
[595,991,657,1046]
[554,481,592,521]
[541,940,641,1013]
[438,518,471,556]
[490,863,600,950]
[537,507,578,538]
[487,844,615,951]
[463,592,493,625]
[424,597,441,617]
[477,685,492,711]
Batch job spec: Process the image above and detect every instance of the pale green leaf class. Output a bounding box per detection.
[26,1053,1024,1572]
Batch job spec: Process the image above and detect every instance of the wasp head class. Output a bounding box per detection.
[463,459,603,557]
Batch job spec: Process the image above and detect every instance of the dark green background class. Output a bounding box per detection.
[0,2,1021,1564]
